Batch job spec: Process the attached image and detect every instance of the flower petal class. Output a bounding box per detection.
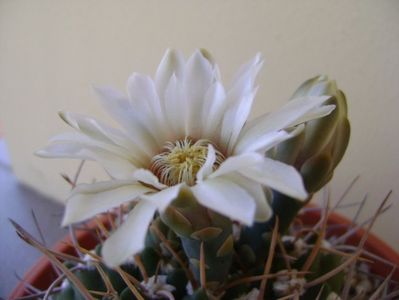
[155,49,185,96]
[227,174,272,222]
[36,139,140,179]
[291,104,336,126]
[191,177,256,225]
[133,169,167,190]
[94,86,159,157]
[183,50,215,136]
[62,180,153,226]
[220,54,263,152]
[201,82,227,139]
[222,88,257,154]
[102,201,156,266]
[239,157,308,200]
[229,53,263,101]
[127,73,160,115]
[164,74,186,137]
[234,125,304,154]
[196,144,216,181]
[58,112,147,160]
[209,152,264,178]
[236,96,331,152]
[127,73,169,142]
[59,111,118,145]
[141,184,183,211]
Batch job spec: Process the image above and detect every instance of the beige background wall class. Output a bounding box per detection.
[1,1,398,250]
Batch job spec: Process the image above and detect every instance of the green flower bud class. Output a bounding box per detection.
[276,75,350,194]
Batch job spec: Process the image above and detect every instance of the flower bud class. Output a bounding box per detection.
[275,75,350,193]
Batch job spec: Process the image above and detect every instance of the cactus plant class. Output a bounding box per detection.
[12,50,399,300]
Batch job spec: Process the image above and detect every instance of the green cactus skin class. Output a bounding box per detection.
[72,268,106,299]
[295,252,345,299]
[161,188,234,287]
[167,268,189,299]
[120,287,135,300]
[183,288,209,300]
[53,285,76,300]
[140,247,161,277]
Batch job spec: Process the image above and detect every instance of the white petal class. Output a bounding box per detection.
[191,177,256,225]
[102,201,156,266]
[58,112,146,160]
[229,53,263,101]
[239,157,308,200]
[62,180,153,226]
[209,152,264,178]
[59,111,116,145]
[36,141,139,179]
[234,125,304,155]
[155,49,185,96]
[221,88,257,154]
[36,139,95,159]
[133,169,167,190]
[69,179,136,194]
[201,82,227,139]
[127,73,159,114]
[38,130,143,175]
[291,104,336,126]
[183,50,215,136]
[227,174,271,222]
[127,73,169,142]
[220,54,263,152]
[196,144,216,182]
[237,96,331,152]
[94,86,159,157]
[164,74,186,137]
[141,184,183,211]
[48,132,96,145]
[88,151,138,179]
[93,85,133,127]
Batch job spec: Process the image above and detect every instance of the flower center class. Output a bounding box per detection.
[150,138,225,186]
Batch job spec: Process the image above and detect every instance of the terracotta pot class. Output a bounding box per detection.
[9,209,399,299]
[299,208,399,280]
[9,225,100,299]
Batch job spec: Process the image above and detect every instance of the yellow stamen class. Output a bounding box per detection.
[151,138,224,186]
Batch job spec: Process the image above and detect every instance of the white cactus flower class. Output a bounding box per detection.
[37,49,334,266]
